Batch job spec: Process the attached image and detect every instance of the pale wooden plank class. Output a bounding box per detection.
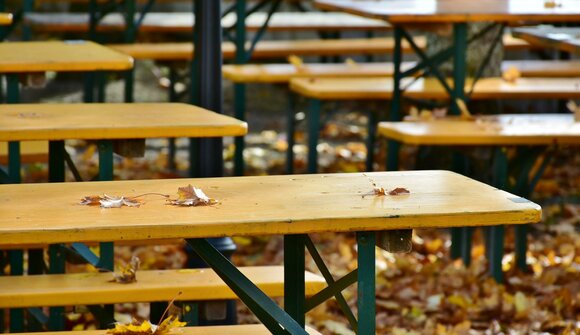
[0,41,133,73]
[0,171,541,246]
[289,77,580,100]
[315,0,580,24]
[0,266,326,308]
[223,60,580,83]
[378,114,580,146]
[513,26,580,54]
[0,103,247,141]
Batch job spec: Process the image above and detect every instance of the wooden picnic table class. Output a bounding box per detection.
[513,26,580,54]
[378,114,579,280]
[0,40,133,73]
[0,12,12,25]
[0,170,541,334]
[0,103,246,183]
[24,12,391,33]
[313,0,580,171]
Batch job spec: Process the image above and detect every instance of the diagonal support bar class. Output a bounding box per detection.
[305,238,358,332]
[186,238,307,335]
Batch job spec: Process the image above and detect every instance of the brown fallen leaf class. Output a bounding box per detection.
[80,193,169,208]
[361,173,386,197]
[388,187,410,196]
[502,66,521,83]
[107,315,186,335]
[168,185,217,207]
[111,256,140,284]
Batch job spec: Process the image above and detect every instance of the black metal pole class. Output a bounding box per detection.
[193,0,224,178]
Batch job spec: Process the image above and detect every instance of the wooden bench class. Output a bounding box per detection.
[16,325,322,335]
[0,266,326,308]
[108,35,530,61]
[223,59,580,83]
[24,11,391,33]
[288,76,580,173]
[378,114,579,279]
[513,26,580,55]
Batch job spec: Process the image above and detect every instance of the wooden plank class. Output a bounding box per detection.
[0,41,133,73]
[223,60,580,83]
[289,77,580,100]
[378,114,580,146]
[0,103,247,141]
[0,141,48,164]
[513,26,580,54]
[0,266,326,308]
[108,37,424,61]
[15,325,322,335]
[315,0,580,24]
[0,12,12,25]
[0,171,541,246]
[24,12,390,33]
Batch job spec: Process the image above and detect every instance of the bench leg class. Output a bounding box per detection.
[307,99,321,174]
[284,235,306,327]
[387,27,403,172]
[365,110,377,172]
[515,224,528,271]
[124,69,134,103]
[487,225,505,283]
[8,250,24,332]
[357,231,376,335]
[286,93,296,174]
[186,238,308,335]
[233,83,246,176]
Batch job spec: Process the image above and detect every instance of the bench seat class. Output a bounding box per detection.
[16,325,322,335]
[0,266,326,308]
[24,11,390,33]
[290,77,580,100]
[108,35,528,61]
[222,60,580,83]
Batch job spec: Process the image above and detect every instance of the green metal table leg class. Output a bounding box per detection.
[6,75,20,183]
[189,139,201,178]
[451,23,467,115]
[98,140,114,181]
[285,93,296,174]
[450,228,462,259]
[48,245,65,330]
[167,66,178,171]
[123,0,136,103]
[186,238,307,335]
[9,250,24,332]
[233,83,246,176]
[460,227,473,267]
[84,72,95,103]
[96,72,106,103]
[451,153,468,262]
[284,235,305,327]
[387,27,403,171]
[365,111,377,172]
[357,231,376,335]
[515,225,528,271]
[488,225,504,283]
[307,99,321,174]
[49,141,66,182]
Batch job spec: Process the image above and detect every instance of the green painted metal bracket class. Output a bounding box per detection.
[307,99,322,173]
[286,93,296,174]
[365,110,377,172]
[303,243,358,332]
[186,238,307,335]
[244,0,282,63]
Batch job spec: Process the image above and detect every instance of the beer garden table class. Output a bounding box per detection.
[0,171,541,335]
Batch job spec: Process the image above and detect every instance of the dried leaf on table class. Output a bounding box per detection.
[287,54,305,72]
[388,187,410,196]
[455,98,474,121]
[80,195,142,208]
[168,184,217,207]
[566,100,580,121]
[361,173,386,197]
[344,58,358,68]
[111,256,140,284]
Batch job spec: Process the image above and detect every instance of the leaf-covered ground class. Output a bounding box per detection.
[9,63,580,334]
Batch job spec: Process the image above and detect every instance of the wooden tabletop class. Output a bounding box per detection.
[24,12,390,33]
[289,77,580,100]
[0,103,247,141]
[0,12,12,25]
[0,171,541,246]
[379,114,580,146]
[315,0,580,24]
[0,41,133,73]
[513,26,580,54]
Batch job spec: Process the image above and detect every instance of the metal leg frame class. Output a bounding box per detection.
[307,99,321,174]
[186,238,308,335]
